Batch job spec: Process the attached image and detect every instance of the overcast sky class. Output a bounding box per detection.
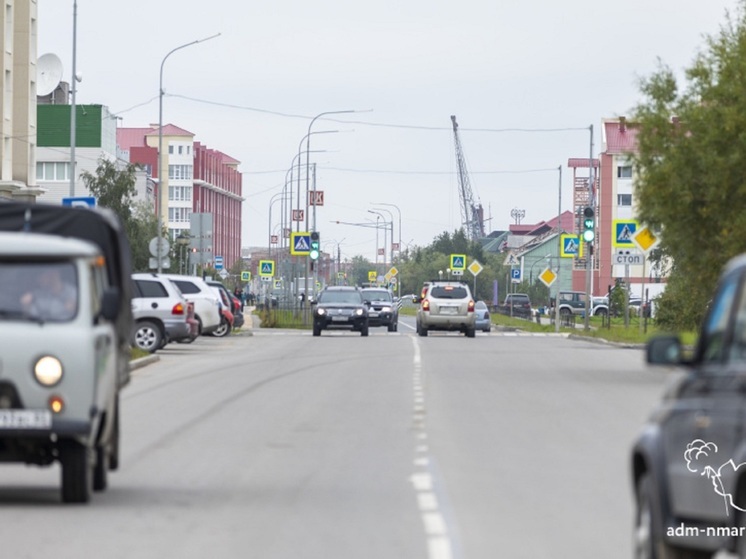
[38,0,739,263]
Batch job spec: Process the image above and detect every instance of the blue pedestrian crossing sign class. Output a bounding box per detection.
[450,254,466,271]
[290,232,311,255]
[510,268,522,283]
[259,260,275,277]
[560,234,583,258]
[612,220,638,248]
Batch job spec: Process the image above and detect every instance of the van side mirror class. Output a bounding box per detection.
[101,287,121,321]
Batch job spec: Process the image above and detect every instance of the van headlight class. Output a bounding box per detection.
[34,356,63,387]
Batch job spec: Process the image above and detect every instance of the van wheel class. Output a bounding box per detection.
[133,320,162,353]
[60,441,92,504]
[109,401,120,471]
[93,445,108,492]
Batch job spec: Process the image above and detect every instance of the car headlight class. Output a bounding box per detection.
[316,308,326,316]
[34,356,63,387]
[355,308,364,316]
[381,306,392,313]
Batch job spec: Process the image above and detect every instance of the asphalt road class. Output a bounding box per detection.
[0,322,677,559]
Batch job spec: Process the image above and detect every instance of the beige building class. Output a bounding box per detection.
[0,0,42,201]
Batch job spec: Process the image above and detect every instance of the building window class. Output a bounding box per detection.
[187,146,191,155]
[617,194,632,206]
[617,165,632,178]
[36,161,70,181]
[168,207,191,223]
[168,164,193,181]
[168,145,174,154]
[169,185,192,202]
[178,146,183,155]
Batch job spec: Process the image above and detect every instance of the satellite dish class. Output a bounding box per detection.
[37,53,63,96]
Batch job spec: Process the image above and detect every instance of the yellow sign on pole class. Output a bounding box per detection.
[633,226,659,253]
[368,270,377,282]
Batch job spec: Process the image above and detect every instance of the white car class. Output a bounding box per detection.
[158,274,221,335]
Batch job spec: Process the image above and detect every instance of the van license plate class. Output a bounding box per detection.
[0,410,52,429]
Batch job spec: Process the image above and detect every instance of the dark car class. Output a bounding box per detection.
[361,287,398,332]
[206,280,244,330]
[502,293,532,318]
[631,253,746,558]
[312,286,369,337]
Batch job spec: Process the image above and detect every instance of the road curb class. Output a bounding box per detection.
[130,354,159,370]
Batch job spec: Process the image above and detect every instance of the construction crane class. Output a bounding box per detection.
[450,115,486,240]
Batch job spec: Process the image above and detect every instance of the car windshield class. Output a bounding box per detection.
[430,286,468,299]
[475,301,488,310]
[363,290,392,302]
[318,291,362,304]
[0,261,79,322]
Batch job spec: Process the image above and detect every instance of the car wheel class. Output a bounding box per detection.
[634,474,701,559]
[465,327,476,338]
[212,317,231,338]
[313,324,321,337]
[595,308,608,318]
[361,323,369,337]
[417,322,428,337]
[133,320,162,353]
[560,308,571,316]
[195,316,203,336]
[60,440,92,504]
[387,322,396,332]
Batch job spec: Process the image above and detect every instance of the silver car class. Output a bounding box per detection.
[415,281,477,338]
[131,273,192,352]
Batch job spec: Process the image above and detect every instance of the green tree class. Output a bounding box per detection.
[631,3,746,329]
[80,158,159,272]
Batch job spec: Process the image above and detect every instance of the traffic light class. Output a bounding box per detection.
[310,231,320,261]
[582,207,595,242]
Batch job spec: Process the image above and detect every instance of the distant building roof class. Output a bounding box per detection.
[603,117,638,154]
[145,124,195,137]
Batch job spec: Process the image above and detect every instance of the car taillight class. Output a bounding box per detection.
[485,311,490,319]
[468,300,475,312]
[172,302,185,315]
[422,299,430,311]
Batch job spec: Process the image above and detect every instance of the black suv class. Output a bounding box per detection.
[361,287,398,332]
[502,293,532,318]
[631,253,746,558]
[312,286,369,337]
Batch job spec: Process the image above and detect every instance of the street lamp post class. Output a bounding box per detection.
[368,210,389,273]
[374,202,401,261]
[157,32,220,273]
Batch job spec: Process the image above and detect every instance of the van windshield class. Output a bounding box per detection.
[0,261,79,322]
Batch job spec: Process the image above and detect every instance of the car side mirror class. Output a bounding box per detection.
[412,296,421,304]
[646,335,684,365]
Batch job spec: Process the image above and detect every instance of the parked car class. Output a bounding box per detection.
[415,280,477,337]
[361,287,398,332]
[131,273,192,352]
[206,280,244,330]
[501,293,532,319]
[474,300,491,332]
[312,286,369,337]
[631,253,746,558]
[205,282,235,337]
[159,274,221,336]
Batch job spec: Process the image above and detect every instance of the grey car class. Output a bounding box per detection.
[631,253,746,558]
[361,288,398,332]
[415,280,477,337]
[131,273,191,352]
[474,300,491,332]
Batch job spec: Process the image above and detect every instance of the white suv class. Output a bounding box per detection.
[159,274,221,336]
[415,280,477,337]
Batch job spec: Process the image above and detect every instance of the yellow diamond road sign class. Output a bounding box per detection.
[539,267,557,287]
[633,226,658,253]
[468,260,483,276]
[388,266,398,277]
